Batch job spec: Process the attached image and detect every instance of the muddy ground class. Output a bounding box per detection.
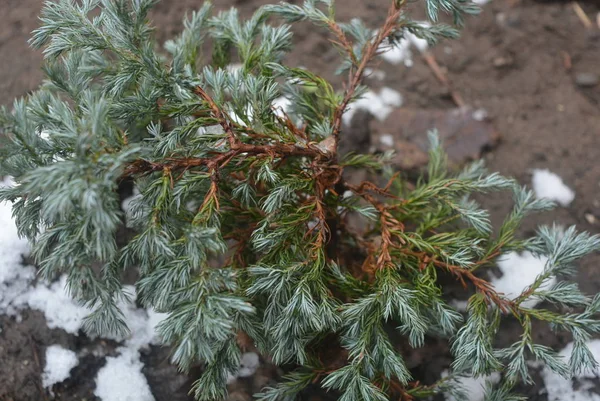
[1,0,599,400]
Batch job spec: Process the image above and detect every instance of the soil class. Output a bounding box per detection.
[1,0,600,400]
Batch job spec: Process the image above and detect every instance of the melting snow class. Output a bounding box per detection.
[380,26,429,67]
[343,87,403,125]
[532,169,575,207]
[442,370,500,401]
[379,134,395,147]
[491,251,554,308]
[542,340,600,401]
[0,178,35,316]
[42,345,79,388]
[95,349,155,401]
[364,67,386,81]
[0,177,167,400]
[25,276,91,334]
[238,352,260,377]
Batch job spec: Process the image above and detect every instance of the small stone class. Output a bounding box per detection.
[575,72,599,88]
[585,213,597,225]
[493,56,513,68]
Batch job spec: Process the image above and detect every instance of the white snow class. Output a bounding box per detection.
[26,275,91,334]
[272,96,291,117]
[379,134,394,147]
[102,287,166,349]
[380,25,429,67]
[472,108,488,121]
[90,288,165,400]
[92,289,166,401]
[0,176,167,399]
[90,289,165,400]
[0,178,36,316]
[95,349,155,401]
[227,352,261,384]
[343,87,403,125]
[364,68,386,81]
[379,87,403,107]
[42,345,79,388]
[442,370,500,401]
[237,352,260,377]
[490,251,554,308]
[39,129,52,141]
[0,178,89,330]
[121,187,141,227]
[542,340,600,401]
[532,169,575,207]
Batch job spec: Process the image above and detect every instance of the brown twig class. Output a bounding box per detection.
[331,1,405,152]
[572,2,593,29]
[422,51,466,108]
[29,336,49,401]
[401,248,513,313]
[561,51,572,71]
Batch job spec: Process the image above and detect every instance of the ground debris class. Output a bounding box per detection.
[371,107,500,170]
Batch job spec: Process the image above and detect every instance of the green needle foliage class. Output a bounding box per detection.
[1,0,599,400]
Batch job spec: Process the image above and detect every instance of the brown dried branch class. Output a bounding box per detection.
[331,1,405,152]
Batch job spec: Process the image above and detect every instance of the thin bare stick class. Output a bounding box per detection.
[422,51,466,108]
[573,2,593,29]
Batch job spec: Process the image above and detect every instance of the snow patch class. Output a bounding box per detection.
[379,134,394,147]
[0,177,168,399]
[380,25,429,67]
[121,187,141,227]
[532,169,575,207]
[472,108,488,121]
[272,96,291,117]
[238,352,260,377]
[92,290,166,401]
[491,251,554,308]
[364,68,386,81]
[26,275,91,334]
[101,286,167,349]
[379,87,403,107]
[542,340,600,401]
[0,178,35,316]
[227,352,261,384]
[343,87,403,125]
[42,345,79,388]
[442,370,501,401]
[95,349,155,401]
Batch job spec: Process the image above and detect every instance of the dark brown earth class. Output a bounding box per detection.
[1,0,600,400]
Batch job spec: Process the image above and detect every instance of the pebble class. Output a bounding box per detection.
[585,213,597,225]
[493,56,513,68]
[575,72,599,88]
